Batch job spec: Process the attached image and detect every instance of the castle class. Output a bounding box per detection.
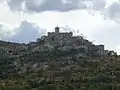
[36,26,105,56]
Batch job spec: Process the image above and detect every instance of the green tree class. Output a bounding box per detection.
[89,73,109,83]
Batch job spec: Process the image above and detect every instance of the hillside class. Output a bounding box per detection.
[0,27,119,90]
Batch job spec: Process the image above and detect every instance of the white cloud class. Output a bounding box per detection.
[116,45,120,54]
[4,21,46,43]
[5,0,87,12]
[0,0,120,54]
[0,2,23,27]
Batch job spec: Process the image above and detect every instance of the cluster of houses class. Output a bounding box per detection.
[0,26,110,58]
[35,26,105,56]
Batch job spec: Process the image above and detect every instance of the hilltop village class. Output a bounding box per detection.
[36,26,105,56]
[0,26,110,57]
[0,27,119,90]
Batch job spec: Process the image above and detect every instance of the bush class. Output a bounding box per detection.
[1,84,26,90]
[89,73,109,83]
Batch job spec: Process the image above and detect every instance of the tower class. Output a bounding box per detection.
[55,26,59,33]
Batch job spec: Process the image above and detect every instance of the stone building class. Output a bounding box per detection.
[96,45,105,56]
[36,26,105,56]
[45,26,73,47]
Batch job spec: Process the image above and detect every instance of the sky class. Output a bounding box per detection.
[0,0,120,54]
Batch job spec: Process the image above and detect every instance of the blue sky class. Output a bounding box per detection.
[0,0,120,54]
